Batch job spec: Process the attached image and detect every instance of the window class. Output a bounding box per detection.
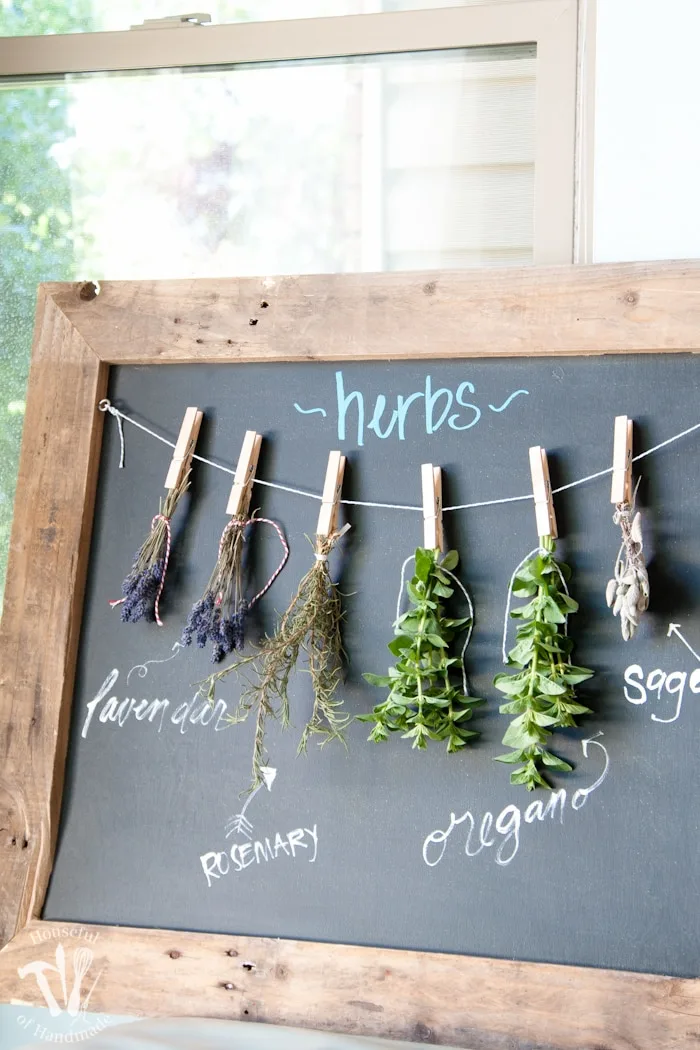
[0,1,577,604]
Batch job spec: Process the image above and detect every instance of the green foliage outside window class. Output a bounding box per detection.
[0,1,92,605]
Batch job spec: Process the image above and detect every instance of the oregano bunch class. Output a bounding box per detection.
[360,548,483,752]
[494,535,593,790]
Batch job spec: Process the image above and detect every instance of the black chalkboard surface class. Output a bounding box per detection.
[44,357,700,978]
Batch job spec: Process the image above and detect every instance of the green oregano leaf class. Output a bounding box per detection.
[362,547,482,753]
[494,535,594,791]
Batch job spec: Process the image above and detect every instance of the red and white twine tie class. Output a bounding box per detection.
[151,514,172,626]
[110,513,172,626]
[221,517,290,608]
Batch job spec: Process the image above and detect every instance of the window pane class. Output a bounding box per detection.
[2,0,511,36]
[0,43,535,603]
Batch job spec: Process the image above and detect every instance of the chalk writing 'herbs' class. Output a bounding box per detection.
[294,372,529,446]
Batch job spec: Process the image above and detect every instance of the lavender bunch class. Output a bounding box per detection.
[119,559,166,623]
[182,593,248,662]
[115,472,189,626]
[182,518,249,662]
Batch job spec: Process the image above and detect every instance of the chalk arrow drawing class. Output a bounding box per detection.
[667,622,700,664]
[127,641,184,683]
[225,766,277,840]
[655,623,700,723]
[571,732,609,811]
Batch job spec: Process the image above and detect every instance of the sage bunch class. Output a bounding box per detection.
[361,548,483,752]
[494,536,593,790]
[201,529,348,790]
[606,504,649,640]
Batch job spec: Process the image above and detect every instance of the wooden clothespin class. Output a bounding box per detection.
[316,450,346,539]
[529,446,557,538]
[421,463,444,551]
[164,406,203,490]
[226,430,262,518]
[611,415,633,505]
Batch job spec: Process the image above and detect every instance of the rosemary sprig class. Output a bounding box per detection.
[201,531,348,790]
[494,535,593,790]
[360,548,483,752]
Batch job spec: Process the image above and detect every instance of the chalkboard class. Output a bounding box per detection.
[43,356,700,979]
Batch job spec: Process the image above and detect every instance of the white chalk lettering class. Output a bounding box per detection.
[82,669,236,739]
[623,662,700,723]
[200,825,319,887]
[423,737,609,868]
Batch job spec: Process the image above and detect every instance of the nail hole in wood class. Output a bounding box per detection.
[196,338,204,344]
[226,949,239,957]
[260,301,269,308]
[242,961,255,971]
[174,317,183,324]
[168,950,182,959]
[222,982,235,991]
[249,318,258,326]
[79,281,99,302]
[243,1009,249,1016]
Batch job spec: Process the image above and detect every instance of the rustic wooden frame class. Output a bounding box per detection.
[2,263,700,1048]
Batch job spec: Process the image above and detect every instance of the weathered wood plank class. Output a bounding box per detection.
[0,292,106,948]
[0,921,698,1049]
[49,262,700,365]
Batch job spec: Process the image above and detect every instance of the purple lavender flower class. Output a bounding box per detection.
[120,559,166,624]
[182,595,248,661]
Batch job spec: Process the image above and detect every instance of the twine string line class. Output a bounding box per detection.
[98,400,700,514]
[396,555,475,697]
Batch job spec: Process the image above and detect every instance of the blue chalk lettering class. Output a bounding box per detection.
[335,370,365,446]
[488,389,529,413]
[448,382,481,431]
[425,375,453,434]
[294,403,328,417]
[368,394,399,440]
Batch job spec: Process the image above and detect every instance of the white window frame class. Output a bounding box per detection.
[0,2,578,264]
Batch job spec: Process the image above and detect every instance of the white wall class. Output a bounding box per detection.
[593,0,700,261]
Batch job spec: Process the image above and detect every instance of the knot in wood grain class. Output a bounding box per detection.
[413,1022,435,1043]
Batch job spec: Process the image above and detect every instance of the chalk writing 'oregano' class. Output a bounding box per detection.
[494,536,593,790]
[361,548,483,752]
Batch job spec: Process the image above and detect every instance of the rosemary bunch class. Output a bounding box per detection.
[201,530,347,790]
[361,548,483,752]
[494,536,593,790]
[118,470,190,623]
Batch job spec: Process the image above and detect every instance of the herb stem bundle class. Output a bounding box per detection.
[494,536,593,790]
